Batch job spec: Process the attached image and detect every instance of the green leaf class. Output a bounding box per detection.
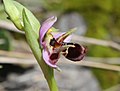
[22,8,41,59]
[0,29,13,51]
[3,0,23,30]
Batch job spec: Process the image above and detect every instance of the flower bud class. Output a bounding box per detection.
[3,0,23,30]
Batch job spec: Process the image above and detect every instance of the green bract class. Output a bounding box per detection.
[3,0,40,35]
[3,0,23,30]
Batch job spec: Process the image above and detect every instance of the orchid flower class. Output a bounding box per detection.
[39,16,87,69]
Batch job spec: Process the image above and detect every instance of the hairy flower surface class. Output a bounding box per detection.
[39,16,87,68]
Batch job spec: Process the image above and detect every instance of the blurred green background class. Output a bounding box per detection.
[0,0,120,90]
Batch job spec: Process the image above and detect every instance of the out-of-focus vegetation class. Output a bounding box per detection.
[0,0,120,90]
[0,29,12,50]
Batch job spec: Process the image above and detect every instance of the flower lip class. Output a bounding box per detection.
[63,43,87,61]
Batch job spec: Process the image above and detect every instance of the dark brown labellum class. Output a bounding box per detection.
[63,43,87,61]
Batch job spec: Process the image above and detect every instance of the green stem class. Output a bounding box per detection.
[38,59,59,91]
[45,68,58,91]
[26,31,59,91]
[48,76,58,91]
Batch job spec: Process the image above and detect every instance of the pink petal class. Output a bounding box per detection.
[42,49,58,68]
[39,16,57,46]
[53,32,72,42]
[53,32,65,39]
[64,35,72,42]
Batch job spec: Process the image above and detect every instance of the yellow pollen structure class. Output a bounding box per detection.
[47,29,52,34]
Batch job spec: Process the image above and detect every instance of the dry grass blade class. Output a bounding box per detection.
[60,57,120,72]
[72,34,120,51]
[73,61,120,72]
[85,57,120,65]
[0,20,120,51]
[0,50,33,59]
[0,56,36,65]
[0,50,120,71]
[0,20,24,34]
[0,56,120,71]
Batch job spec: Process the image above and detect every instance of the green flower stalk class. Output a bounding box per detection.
[22,9,58,91]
